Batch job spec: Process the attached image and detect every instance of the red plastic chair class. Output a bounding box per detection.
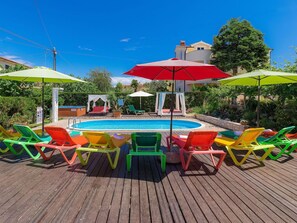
[34,126,88,165]
[167,131,226,171]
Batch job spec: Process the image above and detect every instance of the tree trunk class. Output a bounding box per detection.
[232,67,238,76]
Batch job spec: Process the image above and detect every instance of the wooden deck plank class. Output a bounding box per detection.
[1,153,82,222]
[148,156,174,223]
[197,155,277,223]
[107,145,130,223]
[143,156,163,223]
[186,159,247,223]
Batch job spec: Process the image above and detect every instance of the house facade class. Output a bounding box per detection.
[0,56,31,71]
[174,40,215,92]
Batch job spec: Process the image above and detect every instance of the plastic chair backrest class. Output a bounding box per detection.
[14,124,43,142]
[131,132,161,151]
[82,131,111,147]
[45,126,76,146]
[128,105,136,111]
[265,126,295,143]
[183,131,217,151]
[233,128,264,147]
[0,125,12,138]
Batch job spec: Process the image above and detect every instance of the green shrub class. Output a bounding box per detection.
[0,97,36,128]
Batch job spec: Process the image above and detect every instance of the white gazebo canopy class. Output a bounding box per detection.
[87,94,110,112]
[155,92,186,116]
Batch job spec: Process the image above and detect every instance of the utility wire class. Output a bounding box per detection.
[60,51,138,62]
[34,0,54,48]
[58,53,74,67]
[7,39,48,50]
[0,26,49,50]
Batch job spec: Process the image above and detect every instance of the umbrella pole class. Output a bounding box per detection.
[42,78,45,136]
[257,79,261,127]
[169,68,175,150]
[140,97,142,109]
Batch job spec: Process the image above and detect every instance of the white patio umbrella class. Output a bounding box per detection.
[128,90,153,109]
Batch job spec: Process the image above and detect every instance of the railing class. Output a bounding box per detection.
[67,118,81,129]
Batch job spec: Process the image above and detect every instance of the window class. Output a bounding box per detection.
[197,47,204,51]
[5,64,10,69]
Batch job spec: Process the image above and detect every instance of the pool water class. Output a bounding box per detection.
[72,119,202,131]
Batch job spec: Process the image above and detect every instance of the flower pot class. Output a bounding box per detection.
[113,111,122,118]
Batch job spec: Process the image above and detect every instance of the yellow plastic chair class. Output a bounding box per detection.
[215,128,275,166]
[0,125,21,153]
[76,132,130,169]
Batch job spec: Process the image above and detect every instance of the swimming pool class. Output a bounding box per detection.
[71,119,202,131]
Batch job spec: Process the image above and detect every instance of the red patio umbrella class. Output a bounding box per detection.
[125,58,229,149]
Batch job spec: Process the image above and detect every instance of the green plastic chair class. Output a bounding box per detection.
[258,126,297,160]
[3,124,51,159]
[127,132,166,172]
[127,105,145,115]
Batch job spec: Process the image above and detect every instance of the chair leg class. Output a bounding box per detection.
[166,136,171,151]
[35,145,55,161]
[3,141,24,155]
[126,154,132,171]
[76,150,91,166]
[160,154,166,172]
[268,143,297,160]
[0,147,9,153]
[227,147,253,166]
[285,143,297,155]
[22,144,43,160]
[106,148,120,169]
[180,149,193,171]
[209,153,226,170]
[252,146,274,161]
[58,149,78,165]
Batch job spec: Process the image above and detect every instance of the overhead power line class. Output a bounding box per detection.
[0,26,49,50]
[34,0,54,48]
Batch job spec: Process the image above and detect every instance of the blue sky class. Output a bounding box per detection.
[0,0,296,85]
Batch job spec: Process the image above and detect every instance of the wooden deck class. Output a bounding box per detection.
[1,131,297,222]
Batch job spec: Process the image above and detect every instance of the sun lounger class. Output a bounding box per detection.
[3,124,51,159]
[258,126,297,160]
[215,128,275,166]
[34,126,88,165]
[127,105,145,115]
[76,132,130,169]
[89,106,109,115]
[127,132,166,172]
[167,131,226,171]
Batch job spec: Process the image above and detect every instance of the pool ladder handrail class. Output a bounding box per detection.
[68,118,81,129]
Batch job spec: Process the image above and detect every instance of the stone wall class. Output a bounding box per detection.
[195,114,245,131]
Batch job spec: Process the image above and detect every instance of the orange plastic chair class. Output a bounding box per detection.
[168,131,226,171]
[34,126,88,165]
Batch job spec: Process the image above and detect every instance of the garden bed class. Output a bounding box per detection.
[195,114,245,131]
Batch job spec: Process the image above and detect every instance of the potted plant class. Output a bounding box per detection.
[108,93,123,118]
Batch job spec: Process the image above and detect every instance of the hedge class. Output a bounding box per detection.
[0,96,36,128]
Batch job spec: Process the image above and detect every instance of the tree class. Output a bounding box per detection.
[115,82,123,92]
[86,68,112,92]
[130,79,139,92]
[59,78,99,105]
[0,64,33,97]
[148,80,168,92]
[212,18,269,75]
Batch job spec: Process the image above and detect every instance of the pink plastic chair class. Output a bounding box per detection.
[167,131,226,171]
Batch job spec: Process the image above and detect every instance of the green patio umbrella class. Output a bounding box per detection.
[0,67,85,134]
[219,69,297,127]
